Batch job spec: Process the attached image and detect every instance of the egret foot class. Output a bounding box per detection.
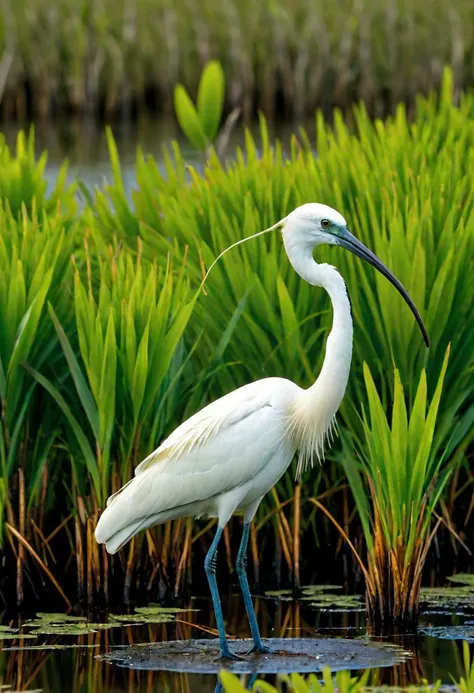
[246,642,274,655]
[219,646,245,661]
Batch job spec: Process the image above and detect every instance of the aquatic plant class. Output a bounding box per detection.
[0,200,77,603]
[1,0,474,119]
[26,245,196,601]
[0,72,472,608]
[86,69,474,596]
[319,350,471,630]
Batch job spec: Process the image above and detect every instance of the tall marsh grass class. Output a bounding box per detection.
[1,0,474,119]
[0,72,472,615]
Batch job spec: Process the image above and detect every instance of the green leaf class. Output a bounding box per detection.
[48,304,100,441]
[174,85,208,151]
[197,60,225,142]
[131,322,150,422]
[24,365,100,500]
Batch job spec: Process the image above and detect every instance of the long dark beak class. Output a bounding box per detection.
[337,228,430,347]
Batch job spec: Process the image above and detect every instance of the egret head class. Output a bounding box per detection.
[282,203,347,249]
[281,203,429,347]
[202,202,429,347]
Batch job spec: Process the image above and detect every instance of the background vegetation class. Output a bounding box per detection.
[0,72,472,619]
[1,0,474,120]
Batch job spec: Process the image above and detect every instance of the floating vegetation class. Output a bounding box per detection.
[264,589,295,601]
[0,634,36,641]
[0,625,35,641]
[109,605,191,626]
[26,623,115,636]
[264,586,365,611]
[420,586,474,613]
[28,613,87,624]
[447,575,474,587]
[302,586,364,611]
[22,612,109,636]
[418,625,474,642]
[22,612,122,636]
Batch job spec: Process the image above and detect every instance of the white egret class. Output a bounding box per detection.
[95,203,428,659]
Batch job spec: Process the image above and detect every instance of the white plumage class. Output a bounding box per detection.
[96,377,300,553]
[95,202,428,659]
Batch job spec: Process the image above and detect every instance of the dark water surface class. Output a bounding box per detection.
[2,116,314,195]
[1,592,472,693]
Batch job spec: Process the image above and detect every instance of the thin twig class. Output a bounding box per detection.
[6,523,72,609]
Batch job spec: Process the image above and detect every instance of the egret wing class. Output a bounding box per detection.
[135,379,285,475]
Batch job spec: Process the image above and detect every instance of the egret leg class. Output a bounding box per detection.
[236,523,272,654]
[205,525,242,660]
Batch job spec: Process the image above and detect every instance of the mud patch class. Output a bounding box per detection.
[100,637,408,673]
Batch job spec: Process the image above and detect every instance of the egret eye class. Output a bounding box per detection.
[321,219,330,229]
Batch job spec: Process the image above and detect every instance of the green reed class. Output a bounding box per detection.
[0,72,472,607]
[1,0,474,119]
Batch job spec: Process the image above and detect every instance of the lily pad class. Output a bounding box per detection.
[100,637,408,673]
[301,585,344,596]
[420,586,474,612]
[26,613,87,625]
[134,605,192,615]
[27,621,124,636]
[264,589,294,600]
[109,613,177,625]
[418,625,474,641]
[447,573,474,586]
[264,585,365,611]
[109,604,191,625]
[307,596,365,612]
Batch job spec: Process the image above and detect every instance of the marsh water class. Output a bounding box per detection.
[2,115,313,194]
[1,588,472,692]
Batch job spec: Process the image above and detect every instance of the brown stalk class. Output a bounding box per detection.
[90,517,101,595]
[102,545,109,602]
[192,518,216,544]
[309,498,375,592]
[273,511,292,572]
[271,488,293,553]
[31,519,56,564]
[86,518,93,605]
[74,514,85,602]
[255,497,293,531]
[293,484,301,589]
[175,619,223,637]
[45,512,73,543]
[161,521,172,575]
[16,467,25,604]
[437,503,472,554]
[147,563,160,593]
[124,538,136,603]
[223,525,233,573]
[6,522,72,608]
[250,523,259,584]
[39,465,48,530]
[175,518,192,594]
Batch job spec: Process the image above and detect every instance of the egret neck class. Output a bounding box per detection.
[282,230,353,478]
